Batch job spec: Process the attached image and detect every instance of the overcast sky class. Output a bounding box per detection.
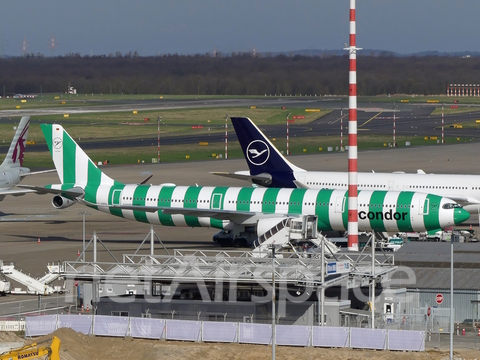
[0,0,478,56]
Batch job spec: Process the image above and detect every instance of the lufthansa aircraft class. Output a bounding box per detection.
[18,124,470,246]
[0,116,53,200]
[215,117,480,214]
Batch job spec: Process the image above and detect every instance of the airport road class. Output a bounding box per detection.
[0,97,340,119]
[0,141,479,281]
[0,294,70,318]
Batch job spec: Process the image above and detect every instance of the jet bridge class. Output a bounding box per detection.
[58,248,396,293]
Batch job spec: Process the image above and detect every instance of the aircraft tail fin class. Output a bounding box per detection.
[40,124,115,187]
[230,117,305,185]
[0,116,30,170]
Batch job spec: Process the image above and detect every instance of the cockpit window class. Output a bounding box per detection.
[442,203,462,209]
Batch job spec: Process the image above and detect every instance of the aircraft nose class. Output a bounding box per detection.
[454,208,470,225]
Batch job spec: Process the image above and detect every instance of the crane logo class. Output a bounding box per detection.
[53,137,63,149]
[246,140,270,166]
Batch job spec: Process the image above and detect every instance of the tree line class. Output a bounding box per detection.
[1,53,479,96]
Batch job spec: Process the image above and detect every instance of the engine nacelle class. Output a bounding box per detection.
[52,195,76,209]
[256,218,287,238]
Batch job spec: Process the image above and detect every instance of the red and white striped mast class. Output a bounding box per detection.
[344,0,361,251]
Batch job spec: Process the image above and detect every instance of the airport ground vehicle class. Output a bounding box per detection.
[0,280,10,295]
[0,336,60,360]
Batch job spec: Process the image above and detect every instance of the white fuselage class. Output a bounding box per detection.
[295,171,480,213]
[0,167,29,190]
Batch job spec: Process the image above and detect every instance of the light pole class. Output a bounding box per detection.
[393,102,396,148]
[271,244,276,360]
[321,235,325,326]
[442,102,445,144]
[340,108,343,150]
[450,234,454,360]
[13,302,23,320]
[157,116,162,163]
[371,232,375,329]
[286,113,291,156]
[79,211,90,262]
[225,114,228,159]
[82,211,86,262]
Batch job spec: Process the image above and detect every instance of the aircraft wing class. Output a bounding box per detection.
[0,183,69,200]
[441,195,480,213]
[17,185,85,198]
[210,171,272,185]
[160,207,279,224]
[0,188,38,201]
[19,169,57,178]
[293,180,309,189]
[102,202,288,224]
[440,195,480,204]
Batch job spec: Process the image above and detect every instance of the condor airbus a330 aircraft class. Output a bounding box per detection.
[216,117,480,214]
[0,116,54,200]
[20,124,469,247]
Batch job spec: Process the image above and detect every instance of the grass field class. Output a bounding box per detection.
[0,95,478,169]
[1,93,308,111]
[0,107,330,144]
[21,133,474,170]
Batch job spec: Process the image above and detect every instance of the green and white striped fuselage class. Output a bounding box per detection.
[67,182,465,234]
[40,123,469,239]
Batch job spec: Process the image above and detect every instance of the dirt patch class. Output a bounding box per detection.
[0,328,467,360]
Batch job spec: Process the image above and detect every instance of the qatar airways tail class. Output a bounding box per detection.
[0,116,55,200]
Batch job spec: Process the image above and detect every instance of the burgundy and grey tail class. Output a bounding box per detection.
[0,116,30,170]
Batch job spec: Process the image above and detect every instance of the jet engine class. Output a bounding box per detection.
[52,195,76,209]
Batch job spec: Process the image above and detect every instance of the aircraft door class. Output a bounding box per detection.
[211,193,223,209]
[419,198,429,215]
[335,197,345,213]
[111,189,122,205]
[388,181,394,190]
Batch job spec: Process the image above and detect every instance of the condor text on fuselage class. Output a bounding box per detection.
[359,208,408,221]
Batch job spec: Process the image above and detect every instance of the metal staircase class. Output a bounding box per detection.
[251,215,340,258]
[0,261,63,295]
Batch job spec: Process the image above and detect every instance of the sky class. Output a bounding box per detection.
[0,0,479,57]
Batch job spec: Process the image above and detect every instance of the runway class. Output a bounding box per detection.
[4,98,479,153]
